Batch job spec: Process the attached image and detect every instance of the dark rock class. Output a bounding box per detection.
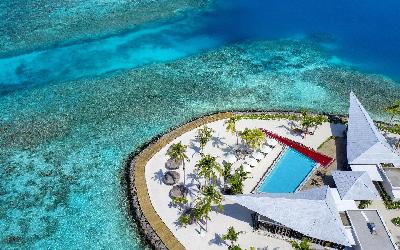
[162,171,180,185]
[165,159,180,170]
[169,184,188,199]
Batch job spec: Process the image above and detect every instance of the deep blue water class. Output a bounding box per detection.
[1,0,400,94]
[258,148,317,193]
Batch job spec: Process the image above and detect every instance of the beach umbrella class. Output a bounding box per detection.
[247,158,258,167]
[225,154,237,164]
[267,138,278,147]
[260,145,272,154]
[242,163,252,173]
[253,151,264,160]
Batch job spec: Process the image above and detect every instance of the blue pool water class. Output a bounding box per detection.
[258,148,317,193]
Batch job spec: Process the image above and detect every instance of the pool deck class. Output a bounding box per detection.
[143,115,341,249]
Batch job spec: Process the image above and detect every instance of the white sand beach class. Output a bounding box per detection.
[144,118,345,249]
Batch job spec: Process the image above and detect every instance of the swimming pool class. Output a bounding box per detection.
[257,147,317,193]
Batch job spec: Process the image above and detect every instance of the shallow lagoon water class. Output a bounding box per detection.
[1,0,400,249]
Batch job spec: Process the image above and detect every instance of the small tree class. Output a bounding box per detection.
[300,110,325,137]
[290,238,311,250]
[195,154,222,186]
[197,126,215,154]
[228,165,249,194]
[167,142,189,185]
[171,196,188,211]
[239,128,266,150]
[222,226,243,248]
[225,117,239,145]
[385,100,400,123]
[178,214,191,228]
[201,185,224,212]
[194,198,212,232]
[222,162,232,192]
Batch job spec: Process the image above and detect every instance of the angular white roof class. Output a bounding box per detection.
[347,92,400,166]
[332,171,380,200]
[226,186,352,246]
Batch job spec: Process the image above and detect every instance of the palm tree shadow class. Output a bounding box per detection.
[152,169,164,185]
[189,142,201,157]
[209,233,225,246]
[187,172,201,187]
[185,182,199,199]
[212,136,226,148]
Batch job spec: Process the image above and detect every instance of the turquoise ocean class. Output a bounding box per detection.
[1,0,400,249]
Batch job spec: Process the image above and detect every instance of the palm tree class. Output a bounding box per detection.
[222,226,243,248]
[200,185,224,212]
[194,197,212,232]
[239,128,266,150]
[195,154,222,186]
[290,238,311,250]
[197,126,215,154]
[167,142,189,185]
[299,110,326,137]
[225,117,239,145]
[195,185,224,232]
[310,115,326,134]
[385,100,400,123]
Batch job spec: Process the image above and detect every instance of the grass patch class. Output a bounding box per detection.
[317,136,334,150]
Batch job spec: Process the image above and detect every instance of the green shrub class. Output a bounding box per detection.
[376,182,400,209]
[358,200,372,209]
[392,217,400,227]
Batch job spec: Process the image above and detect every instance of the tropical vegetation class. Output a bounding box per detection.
[195,154,222,186]
[167,142,189,185]
[222,226,243,249]
[299,110,326,137]
[225,117,239,145]
[392,217,400,227]
[228,165,249,194]
[193,185,224,232]
[290,238,311,250]
[376,182,400,209]
[197,126,215,153]
[385,100,400,122]
[239,128,265,149]
[358,200,372,209]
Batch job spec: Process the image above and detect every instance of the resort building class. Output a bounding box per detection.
[332,171,380,201]
[226,92,400,249]
[347,91,400,201]
[227,186,397,250]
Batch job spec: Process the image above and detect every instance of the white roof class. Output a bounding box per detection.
[226,186,351,246]
[332,171,381,200]
[330,188,357,212]
[350,165,383,181]
[347,92,400,166]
